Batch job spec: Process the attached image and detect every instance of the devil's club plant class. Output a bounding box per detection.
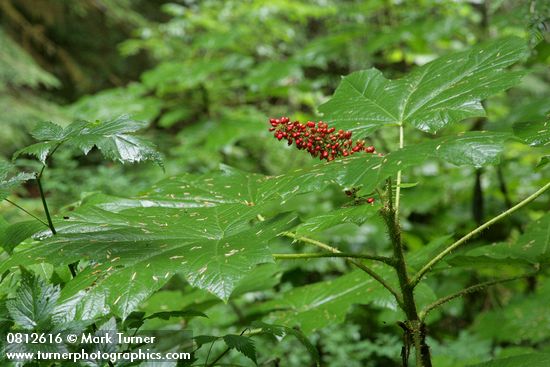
[0,36,549,366]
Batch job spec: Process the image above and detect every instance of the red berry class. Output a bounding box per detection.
[269,117,378,162]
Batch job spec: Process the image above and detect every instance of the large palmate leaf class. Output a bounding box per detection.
[14,115,162,166]
[0,162,35,201]
[254,266,435,334]
[319,37,527,135]
[1,203,296,319]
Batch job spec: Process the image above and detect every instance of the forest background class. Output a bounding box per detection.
[0,1,549,366]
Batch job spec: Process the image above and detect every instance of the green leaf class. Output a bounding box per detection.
[513,120,550,147]
[31,121,65,141]
[256,266,435,334]
[0,161,35,201]
[468,353,550,367]
[82,164,267,211]
[1,204,297,319]
[294,205,378,235]
[13,141,57,164]
[14,115,163,167]
[452,213,550,266]
[6,269,60,330]
[537,155,550,169]
[319,37,527,135]
[429,132,512,167]
[0,220,46,253]
[231,263,282,295]
[257,269,394,334]
[223,334,257,364]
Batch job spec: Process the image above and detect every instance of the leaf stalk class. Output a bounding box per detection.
[411,181,550,287]
[281,231,403,307]
[36,177,56,235]
[273,252,393,263]
[419,274,532,321]
[3,198,49,227]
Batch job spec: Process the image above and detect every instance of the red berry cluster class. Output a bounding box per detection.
[268,117,375,161]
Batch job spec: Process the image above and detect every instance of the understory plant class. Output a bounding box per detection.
[0,36,549,366]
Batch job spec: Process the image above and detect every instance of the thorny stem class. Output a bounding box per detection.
[282,231,337,252]
[273,252,394,264]
[382,178,431,367]
[411,180,550,288]
[281,232,403,307]
[382,179,416,319]
[3,198,49,227]
[395,124,404,219]
[419,274,532,322]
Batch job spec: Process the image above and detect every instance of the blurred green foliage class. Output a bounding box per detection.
[0,0,549,366]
